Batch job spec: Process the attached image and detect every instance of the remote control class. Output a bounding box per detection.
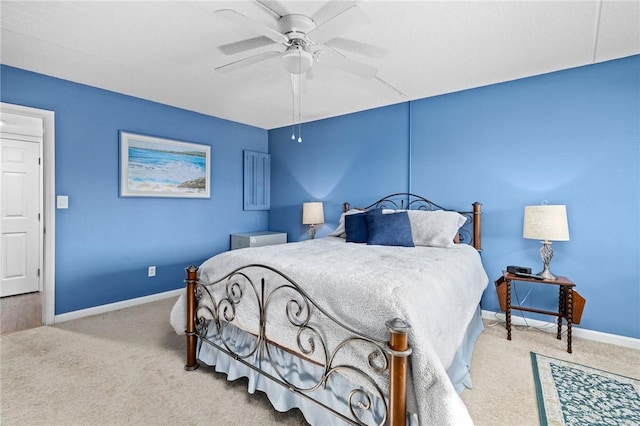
[514,272,544,280]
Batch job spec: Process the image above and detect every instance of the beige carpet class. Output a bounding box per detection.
[1,297,638,425]
[462,317,639,425]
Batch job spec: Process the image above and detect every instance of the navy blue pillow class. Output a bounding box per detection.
[345,212,368,243]
[366,210,415,247]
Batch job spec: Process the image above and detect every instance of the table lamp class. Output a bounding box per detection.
[302,202,324,239]
[523,204,570,280]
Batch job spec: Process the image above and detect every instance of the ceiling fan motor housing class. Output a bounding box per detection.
[279,14,316,42]
[279,15,316,75]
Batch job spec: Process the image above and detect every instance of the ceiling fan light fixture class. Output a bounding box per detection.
[281,46,313,74]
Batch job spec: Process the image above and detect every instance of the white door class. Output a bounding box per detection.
[1,115,42,297]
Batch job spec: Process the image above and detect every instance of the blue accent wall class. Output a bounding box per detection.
[1,65,269,314]
[268,102,410,240]
[269,55,640,339]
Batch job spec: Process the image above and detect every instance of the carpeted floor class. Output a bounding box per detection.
[462,316,639,426]
[1,297,638,425]
[0,297,307,426]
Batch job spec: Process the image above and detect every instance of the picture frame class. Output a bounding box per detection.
[119,131,211,198]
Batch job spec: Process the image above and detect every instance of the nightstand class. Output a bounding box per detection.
[230,231,287,250]
[495,271,584,353]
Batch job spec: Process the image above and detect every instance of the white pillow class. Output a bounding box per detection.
[406,210,467,248]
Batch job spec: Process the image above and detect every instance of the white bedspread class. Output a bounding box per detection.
[170,236,488,425]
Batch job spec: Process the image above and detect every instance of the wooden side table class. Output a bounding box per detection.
[495,271,576,353]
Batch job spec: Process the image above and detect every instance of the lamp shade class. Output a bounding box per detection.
[523,205,570,241]
[302,202,324,225]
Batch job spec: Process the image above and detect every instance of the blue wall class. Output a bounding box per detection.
[269,55,640,339]
[1,65,269,314]
[3,54,638,339]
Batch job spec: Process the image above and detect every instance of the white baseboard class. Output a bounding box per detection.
[482,310,640,350]
[54,289,183,324]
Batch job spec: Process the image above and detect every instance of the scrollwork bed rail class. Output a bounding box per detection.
[184,264,412,426]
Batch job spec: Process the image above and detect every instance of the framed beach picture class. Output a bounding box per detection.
[119,131,211,198]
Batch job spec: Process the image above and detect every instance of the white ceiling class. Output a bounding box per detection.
[1,1,638,130]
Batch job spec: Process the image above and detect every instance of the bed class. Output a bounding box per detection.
[170,193,488,425]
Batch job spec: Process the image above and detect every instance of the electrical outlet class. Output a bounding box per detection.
[148,266,156,277]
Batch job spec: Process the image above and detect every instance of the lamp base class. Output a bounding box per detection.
[308,224,316,239]
[536,266,556,281]
[537,240,557,280]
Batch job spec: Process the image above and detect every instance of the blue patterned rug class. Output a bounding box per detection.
[531,352,640,425]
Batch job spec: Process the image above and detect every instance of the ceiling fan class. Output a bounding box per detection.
[213,3,380,79]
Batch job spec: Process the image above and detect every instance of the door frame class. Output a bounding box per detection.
[1,102,55,324]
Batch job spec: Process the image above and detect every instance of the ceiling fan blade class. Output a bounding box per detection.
[218,36,277,55]
[215,51,281,73]
[306,5,370,45]
[255,0,290,18]
[318,50,377,79]
[325,37,386,58]
[311,0,358,25]
[214,9,287,44]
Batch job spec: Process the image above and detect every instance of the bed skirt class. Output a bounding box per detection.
[447,304,484,392]
[196,305,484,425]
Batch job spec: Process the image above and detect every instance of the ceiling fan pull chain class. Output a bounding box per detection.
[298,51,303,143]
[291,89,296,140]
[291,72,296,140]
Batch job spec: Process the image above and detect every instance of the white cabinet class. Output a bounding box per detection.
[230,231,287,250]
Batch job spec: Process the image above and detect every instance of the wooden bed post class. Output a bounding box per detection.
[184,265,199,371]
[386,318,411,426]
[473,202,482,251]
